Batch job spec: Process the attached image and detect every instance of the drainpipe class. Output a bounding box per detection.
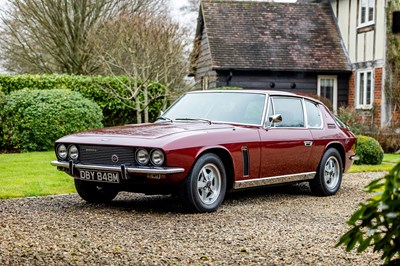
[227,70,233,86]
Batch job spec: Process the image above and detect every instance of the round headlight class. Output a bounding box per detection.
[68,145,79,160]
[136,148,149,165]
[57,144,67,160]
[151,149,164,166]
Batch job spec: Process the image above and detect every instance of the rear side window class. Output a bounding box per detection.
[270,97,304,128]
[305,100,322,128]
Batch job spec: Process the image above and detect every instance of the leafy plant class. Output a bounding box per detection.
[336,106,371,135]
[336,163,400,265]
[1,89,103,152]
[355,135,384,165]
[367,128,400,153]
[0,74,165,126]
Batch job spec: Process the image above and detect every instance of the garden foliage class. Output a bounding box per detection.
[355,135,384,165]
[0,89,103,152]
[0,74,165,126]
[336,163,400,265]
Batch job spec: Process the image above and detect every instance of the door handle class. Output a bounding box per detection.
[304,141,313,147]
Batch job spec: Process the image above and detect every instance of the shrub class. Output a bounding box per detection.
[1,89,103,152]
[367,128,400,153]
[336,163,400,265]
[355,135,384,165]
[336,107,370,135]
[0,74,166,126]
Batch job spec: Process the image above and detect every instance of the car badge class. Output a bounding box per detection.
[101,138,111,142]
[111,154,119,163]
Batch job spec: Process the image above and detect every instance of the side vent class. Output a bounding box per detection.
[241,146,249,177]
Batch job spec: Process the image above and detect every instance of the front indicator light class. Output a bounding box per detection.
[151,149,165,166]
[68,145,79,160]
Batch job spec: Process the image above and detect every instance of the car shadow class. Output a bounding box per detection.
[77,182,313,214]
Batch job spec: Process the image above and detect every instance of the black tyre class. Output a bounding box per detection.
[181,153,227,212]
[310,148,343,196]
[74,179,119,203]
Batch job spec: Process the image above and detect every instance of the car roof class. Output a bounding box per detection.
[186,90,323,104]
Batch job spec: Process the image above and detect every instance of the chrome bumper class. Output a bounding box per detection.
[350,155,360,161]
[51,160,185,179]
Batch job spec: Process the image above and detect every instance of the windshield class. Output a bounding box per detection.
[161,92,266,125]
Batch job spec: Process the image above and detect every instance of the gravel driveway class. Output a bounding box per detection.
[0,172,386,265]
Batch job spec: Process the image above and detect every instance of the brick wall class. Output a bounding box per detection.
[348,72,355,108]
[373,68,382,126]
[347,68,383,129]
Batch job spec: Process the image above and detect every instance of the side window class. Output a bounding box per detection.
[271,97,304,128]
[305,100,322,128]
[265,97,274,127]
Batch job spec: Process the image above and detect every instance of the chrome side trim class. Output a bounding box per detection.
[234,172,316,189]
[350,155,360,161]
[51,161,185,175]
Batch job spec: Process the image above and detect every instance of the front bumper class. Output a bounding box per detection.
[51,160,185,179]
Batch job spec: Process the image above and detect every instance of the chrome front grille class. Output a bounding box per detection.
[79,145,135,166]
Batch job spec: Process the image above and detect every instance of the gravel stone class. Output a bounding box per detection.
[0,172,386,265]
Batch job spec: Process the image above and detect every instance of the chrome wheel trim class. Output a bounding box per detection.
[323,156,340,190]
[196,163,222,205]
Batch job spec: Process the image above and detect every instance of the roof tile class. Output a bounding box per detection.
[201,0,351,72]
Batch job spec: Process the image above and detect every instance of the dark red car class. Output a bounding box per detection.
[52,90,358,212]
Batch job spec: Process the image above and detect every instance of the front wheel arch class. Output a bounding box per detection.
[194,147,235,191]
[180,152,228,212]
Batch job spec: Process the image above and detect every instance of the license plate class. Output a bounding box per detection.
[79,170,120,183]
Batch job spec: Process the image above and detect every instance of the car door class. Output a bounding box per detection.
[258,96,314,178]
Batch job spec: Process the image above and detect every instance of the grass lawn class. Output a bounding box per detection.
[348,153,400,173]
[0,151,75,199]
[0,151,399,199]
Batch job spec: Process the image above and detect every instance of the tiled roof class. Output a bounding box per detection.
[200,0,351,72]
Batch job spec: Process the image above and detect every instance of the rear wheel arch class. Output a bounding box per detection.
[324,143,346,172]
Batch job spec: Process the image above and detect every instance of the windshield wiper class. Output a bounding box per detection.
[156,116,173,122]
[174,118,212,124]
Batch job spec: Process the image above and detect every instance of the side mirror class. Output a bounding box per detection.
[267,114,282,128]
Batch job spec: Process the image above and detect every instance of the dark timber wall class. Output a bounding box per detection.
[215,70,350,107]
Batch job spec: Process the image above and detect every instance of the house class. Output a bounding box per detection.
[330,0,398,127]
[190,0,352,113]
[190,0,400,128]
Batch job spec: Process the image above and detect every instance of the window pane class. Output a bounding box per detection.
[305,100,322,128]
[163,92,266,125]
[368,0,374,22]
[366,72,372,105]
[265,97,274,127]
[361,0,367,24]
[320,78,334,103]
[359,73,365,106]
[272,97,304,128]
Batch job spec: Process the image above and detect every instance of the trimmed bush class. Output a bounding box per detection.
[0,74,166,126]
[355,135,384,165]
[0,89,103,152]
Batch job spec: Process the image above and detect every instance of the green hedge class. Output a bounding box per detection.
[0,74,165,126]
[0,89,103,152]
[355,135,384,165]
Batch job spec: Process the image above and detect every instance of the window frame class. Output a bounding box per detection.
[265,96,306,129]
[356,69,374,109]
[303,100,323,130]
[317,75,338,114]
[358,0,375,28]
